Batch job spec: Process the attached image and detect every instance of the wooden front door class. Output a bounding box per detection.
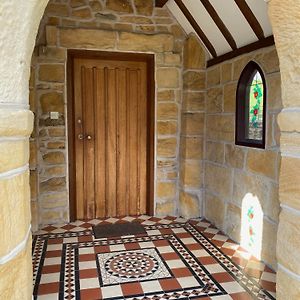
[68,51,154,220]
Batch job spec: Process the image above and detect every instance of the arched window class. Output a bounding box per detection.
[236,61,266,148]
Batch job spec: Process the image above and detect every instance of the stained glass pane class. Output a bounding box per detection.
[247,71,264,140]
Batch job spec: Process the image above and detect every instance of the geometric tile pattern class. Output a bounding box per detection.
[32,216,276,299]
[98,248,172,285]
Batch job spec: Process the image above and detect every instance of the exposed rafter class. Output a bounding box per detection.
[207,35,274,67]
[234,0,265,40]
[174,0,217,58]
[200,0,237,51]
[155,0,168,7]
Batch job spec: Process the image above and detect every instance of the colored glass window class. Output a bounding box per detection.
[236,62,266,148]
[248,71,264,140]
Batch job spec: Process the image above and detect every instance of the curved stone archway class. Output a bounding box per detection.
[1,0,300,298]
[0,1,48,298]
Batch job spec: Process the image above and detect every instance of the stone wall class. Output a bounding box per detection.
[179,34,206,218]
[204,46,282,269]
[268,0,300,297]
[0,0,49,298]
[30,0,186,228]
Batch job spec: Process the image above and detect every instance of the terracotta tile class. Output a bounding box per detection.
[260,279,276,292]
[78,235,93,242]
[165,216,177,220]
[38,282,60,295]
[124,242,141,250]
[149,217,161,222]
[188,220,199,225]
[80,288,102,300]
[79,268,98,279]
[212,272,235,283]
[42,264,61,274]
[62,224,77,230]
[202,232,215,239]
[159,278,181,291]
[172,267,192,277]
[176,232,191,238]
[94,245,110,253]
[45,250,62,258]
[43,225,57,232]
[153,239,169,247]
[47,238,63,245]
[121,282,143,296]
[161,252,180,260]
[210,240,225,247]
[80,223,93,228]
[198,256,218,265]
[221,247,236,257]
[187,243,202,251]
[79,254,96,262]
[160,228,173,234]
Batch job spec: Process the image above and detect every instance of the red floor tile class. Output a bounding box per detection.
[80,288,102,300]
[37,282,60,295]
[212,272,235,283]
[45,250,62,258]
[121,282,143,296]
[79,268,98,279]
[42,264,61,274]
[159,278,181,291]
[172,267,193,277]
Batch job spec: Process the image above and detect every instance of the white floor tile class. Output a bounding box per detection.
[101,284,123,298]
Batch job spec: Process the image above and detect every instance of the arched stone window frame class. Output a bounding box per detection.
[235,61,267,149]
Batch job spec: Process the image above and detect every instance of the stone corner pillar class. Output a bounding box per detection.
[268,0,300,298]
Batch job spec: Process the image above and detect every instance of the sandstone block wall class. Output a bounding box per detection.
[268,0,300,297]
[179,34,206,218]
[30,0,186,228]
[204,46,282,269]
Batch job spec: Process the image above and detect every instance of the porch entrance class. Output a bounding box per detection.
[68,51,154,220]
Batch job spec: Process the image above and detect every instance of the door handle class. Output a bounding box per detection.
[77,118,84,140]
[77,119,93,141]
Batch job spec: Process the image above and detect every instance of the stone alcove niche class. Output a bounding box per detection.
[1,0,300,298]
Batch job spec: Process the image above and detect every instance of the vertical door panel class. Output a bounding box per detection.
[128,69,138,216]
[106,68,117,217]
[83,68,96,219]
[116,68,128,217]
[74,63,85,219]
[94,68,106,218]
[139,67,148,215]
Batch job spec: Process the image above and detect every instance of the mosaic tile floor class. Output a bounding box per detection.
[32,216,276,299]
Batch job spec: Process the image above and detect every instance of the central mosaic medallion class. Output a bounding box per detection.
[106,251,159,278]
[98,248,172,285]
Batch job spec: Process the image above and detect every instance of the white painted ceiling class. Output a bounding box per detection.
[166,0,273,58]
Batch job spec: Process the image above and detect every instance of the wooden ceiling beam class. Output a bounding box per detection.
[234,0,265,40]
[155,0,168,7]
[207,35,274,67]
[200,0,237,50]
[174,0,217,58]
